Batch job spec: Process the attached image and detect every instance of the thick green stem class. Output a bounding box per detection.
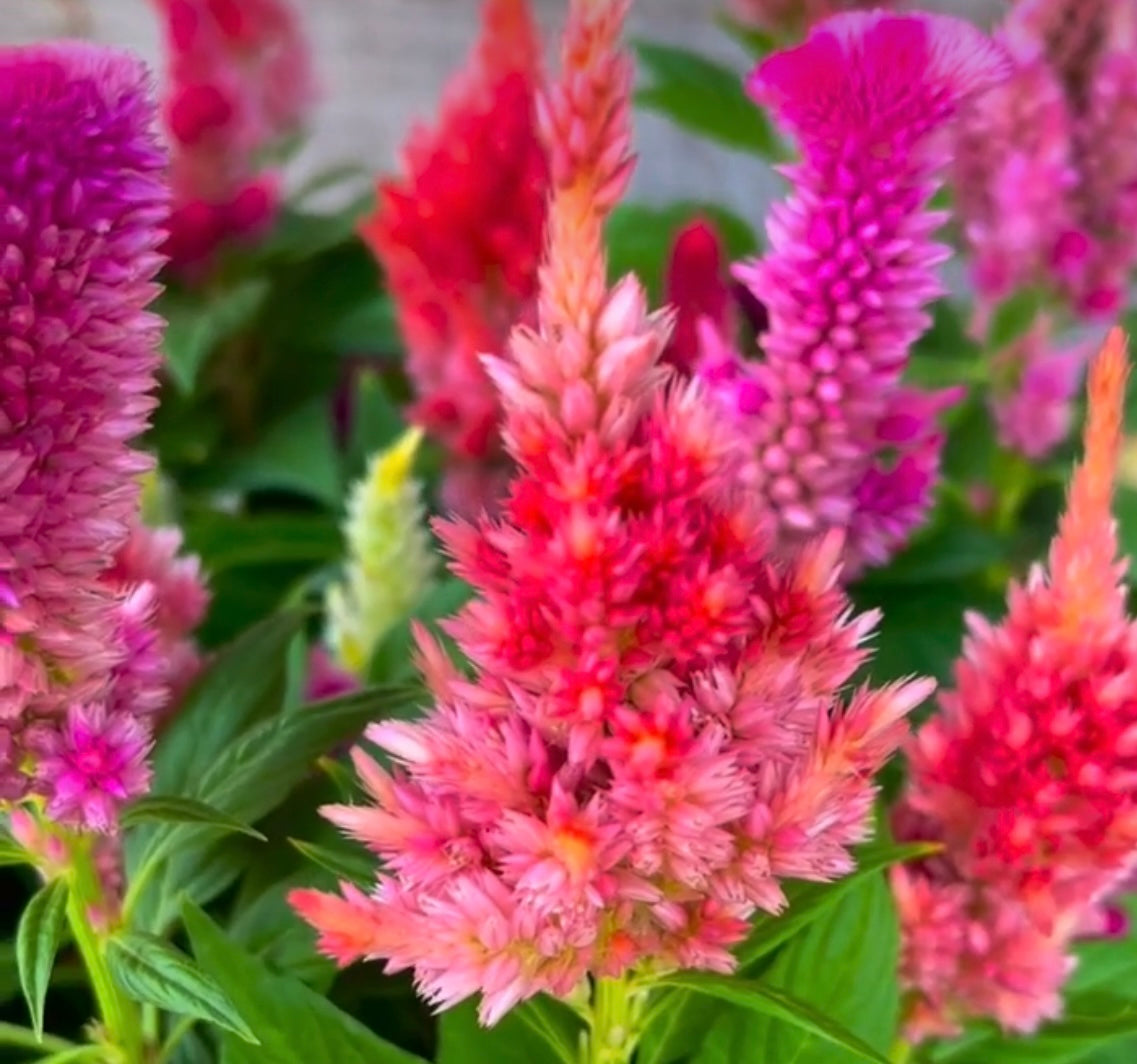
[66,839,144,1064]
[890,1036,913,1064]
[585,977,643,1064]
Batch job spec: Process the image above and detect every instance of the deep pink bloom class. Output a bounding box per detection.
[0,44,167,812]
[150,0,315,271]
[661,219,734,374]
[306,644,360,703]
[989,316,1092,460]
[292,1,930,1026]
[953,0,1137,321]
[37,705,152,833]
[895,330,1137,1037]
[713,13,1009,573]
[360,0,548,515]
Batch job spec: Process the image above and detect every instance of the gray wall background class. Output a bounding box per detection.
[3,0,1000,226]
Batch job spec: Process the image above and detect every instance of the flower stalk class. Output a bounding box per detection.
[586,977,642,1064]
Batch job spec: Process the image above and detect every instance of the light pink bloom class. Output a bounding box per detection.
[989,316,1092,460]
[713,13,1009,573]
[895,330,1137,1037]
[0,44,167,814]
[292,1,930,1027]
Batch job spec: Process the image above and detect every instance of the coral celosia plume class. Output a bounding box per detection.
[150,0,315,270]
[360,0,548,515]
[292,1,931,1026]
[0,44,168,817]
[894,328,1137,1038]
[712,13,1009,573]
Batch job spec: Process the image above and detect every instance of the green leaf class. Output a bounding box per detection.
[16,877,68,1039]
[437,996,582,1064]
[36,1048,107,1064]
[106,932,257,1043]
[606,200,759,304]
[289,838,373,888]
[120,796,266,840]
[0,827,28,867]
[634,41,779,157]
[252,194,375,264]
[210,399,342,506]
[656,971,889,1064]
[182,510,342,575]
[329,296,402,356]
[160,278,270,393]
[183,901,427,1064]
[736,841,937,968]
[704,872,900,1064]
[715,13,777,57]
[985,287,1046,349]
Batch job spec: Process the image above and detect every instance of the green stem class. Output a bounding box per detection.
[585,977,642,1064]
[157,1015,197,1064]
[890,1036,913,1064]
[66,839,144,1064]
[0,1021,76,1054]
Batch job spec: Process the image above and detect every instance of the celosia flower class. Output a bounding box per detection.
[894,329,1137,1038]
[728,0,899,38]
[292,1,931,1026]
[324,429,436,679]
[661,218,734,375]
[988,316,1091,460]
[360,0,548,515]
[103,524,211,715]
[306,645,361,703]
[149,0,315,271]
[708,13,1008,573]
[953,0,1137,321]
[37,705,152,833]
[0,43,167,817]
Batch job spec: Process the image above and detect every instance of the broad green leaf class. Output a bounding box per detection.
[634,41,779,157]
[330,296,402,356]
[637,989,724,1064]
[251,194,374,264]
[345,368,408,483]
[183,901,427,1064]
[437,996,582,1064]
[106,932,256,1043]
[120,796,265,840]
[705,872,900,1064]
[370,577,473,685]
[606,200,759,304]
[160,279,270,393]
[182,510,342,575]
[656,971,889,1064]
[289,838,373,888]
[737,841,938,968]
[856,520,1008,588]
[16,878,68,1038]
[210,399,342,507]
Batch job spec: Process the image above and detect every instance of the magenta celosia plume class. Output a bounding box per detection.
[0,44,202,828]
[707,13,1009,574]
[361,0,548,516]
[150,0,315,271]
[894,329,1137,1039]
[953,0,1137,322]
[291,0,931,1026]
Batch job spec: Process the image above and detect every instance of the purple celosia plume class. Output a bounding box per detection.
[708,14,1009,574]
[0,44,169,823]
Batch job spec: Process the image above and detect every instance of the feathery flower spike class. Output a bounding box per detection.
[0,43,168,820]
[895,329,1137,1038]
[293,0,931,1027]
[150,0,315,271]
[324,428,436,679]
[361,0,547,515]
[716,13,1010,573]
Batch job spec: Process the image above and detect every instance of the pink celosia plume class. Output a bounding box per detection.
[292,0,931,1027]
[894,329,1137,1038]
[710,13,1009,574]
[361,0,548,515]
[953,0,1137,321]
[0,44,169,822]
[150,0,315,271]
